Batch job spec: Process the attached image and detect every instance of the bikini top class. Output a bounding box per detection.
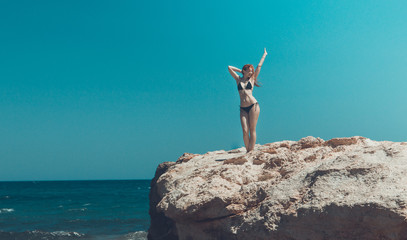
[238,81,253,91]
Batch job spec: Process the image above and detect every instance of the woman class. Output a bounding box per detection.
[228,48,267,152]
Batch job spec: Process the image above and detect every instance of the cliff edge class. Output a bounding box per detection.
[148,136,407,240]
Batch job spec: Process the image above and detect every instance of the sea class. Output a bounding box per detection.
[0,180,151,240]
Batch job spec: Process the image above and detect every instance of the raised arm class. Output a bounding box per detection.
[254,48,268,80]
[228,65,241,84]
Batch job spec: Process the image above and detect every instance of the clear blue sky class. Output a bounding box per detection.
[1,0,406,181]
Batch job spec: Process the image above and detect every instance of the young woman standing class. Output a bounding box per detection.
[228,48,268,152]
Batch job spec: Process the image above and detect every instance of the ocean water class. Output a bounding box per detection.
[0,180,151,240]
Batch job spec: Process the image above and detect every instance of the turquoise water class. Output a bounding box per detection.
[0,180,150,239]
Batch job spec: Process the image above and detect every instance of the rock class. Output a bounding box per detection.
[325,137,361,148]
[148,136,407,240]
[176,153,200,164]
[148,162,178,240]
[296,136,324,149]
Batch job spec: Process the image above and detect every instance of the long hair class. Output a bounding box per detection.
[242,64,261,87]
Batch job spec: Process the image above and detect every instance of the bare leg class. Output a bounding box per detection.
[248,103,260,152]
[240,109,250,151]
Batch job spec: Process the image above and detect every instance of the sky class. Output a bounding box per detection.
[1,0,407,181]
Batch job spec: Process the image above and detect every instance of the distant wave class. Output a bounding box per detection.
[0,208,14,213]
[0,230,86,240]
[67,208,87,212]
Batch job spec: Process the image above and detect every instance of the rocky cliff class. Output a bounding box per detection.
[148,136,407,240]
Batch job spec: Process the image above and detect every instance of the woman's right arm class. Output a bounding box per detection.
[228,66,241,83]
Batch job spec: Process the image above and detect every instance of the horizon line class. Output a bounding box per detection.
[0,178,152,183]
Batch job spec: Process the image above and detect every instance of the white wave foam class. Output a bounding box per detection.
[68,219,81,223]
[119,231,148,240]
[49,231,85,237]
[0,208,14,213]
[68,208,87,212]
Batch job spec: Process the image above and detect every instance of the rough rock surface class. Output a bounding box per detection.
[148,136,407,240]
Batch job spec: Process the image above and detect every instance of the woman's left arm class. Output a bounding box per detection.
[254,48,268,80]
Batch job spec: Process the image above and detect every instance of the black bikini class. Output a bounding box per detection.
[240,103,258,113]
[237,81,252,91]
[238,81,258,113]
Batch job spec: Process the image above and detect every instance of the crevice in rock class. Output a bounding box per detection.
[304,166,374,189]
[195,213,236,223]
[304,168,342,188]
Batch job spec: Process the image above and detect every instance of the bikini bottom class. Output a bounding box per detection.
[240,102,258,114]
